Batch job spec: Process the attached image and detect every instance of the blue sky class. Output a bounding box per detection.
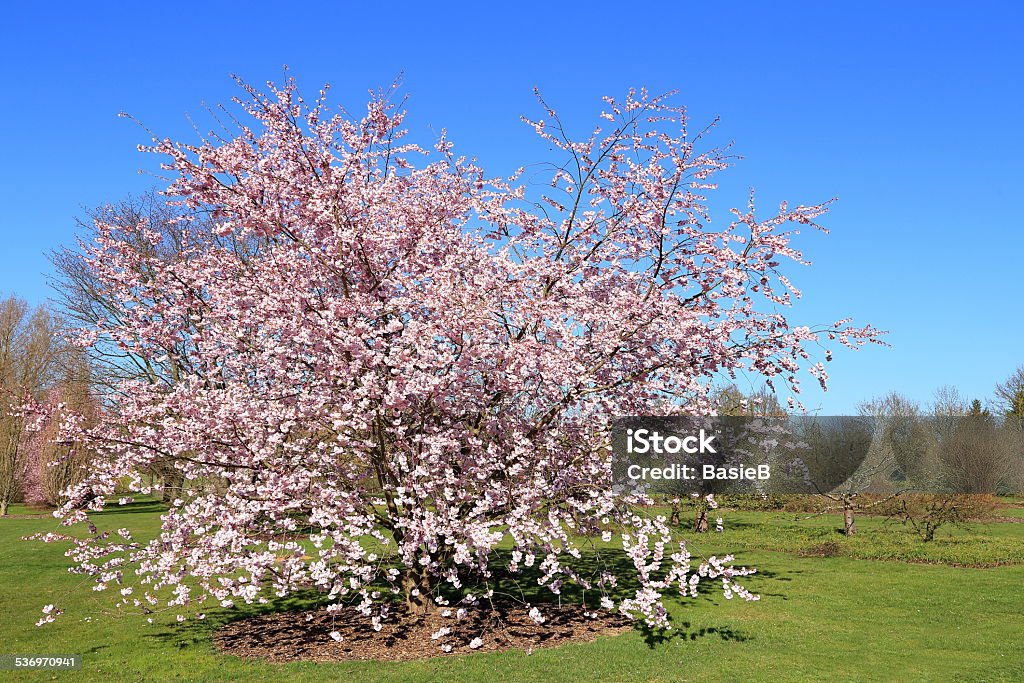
[1,1,1021,413]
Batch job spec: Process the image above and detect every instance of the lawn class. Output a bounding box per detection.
[1,501,1022,682]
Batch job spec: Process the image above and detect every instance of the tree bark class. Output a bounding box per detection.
[401,564,435,614]
[159,467,185,503]
[669,501,680,526]
[843,507,856,535]
[694,508,709,533]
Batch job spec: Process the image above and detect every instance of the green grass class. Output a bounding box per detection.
[2,502,1023,682]
[705,508,1024,567]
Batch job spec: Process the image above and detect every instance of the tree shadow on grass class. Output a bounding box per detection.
[476,546,800,607]
[148,546,791,653]
[91,499,168,518]
[637,621,751,648]
[146,589,330,650]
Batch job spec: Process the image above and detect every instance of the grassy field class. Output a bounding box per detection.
[1,501,1022,682]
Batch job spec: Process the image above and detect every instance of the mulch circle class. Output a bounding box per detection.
[215,602,632,662]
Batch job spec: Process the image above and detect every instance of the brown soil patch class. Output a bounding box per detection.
[798,541,843,557]
[215,602,632,662]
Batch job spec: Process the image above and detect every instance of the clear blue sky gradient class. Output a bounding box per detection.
[1,1,1021,413]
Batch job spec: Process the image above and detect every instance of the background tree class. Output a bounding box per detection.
[667,493,719,533]
[49,193,258,501]
[939,399,1014,494]
[42,78,881,637]
[885,392,938,487]
[0,296,63,515]
[812,392,918,535]
[711,383,787,417]
[994,366,1024,431]
[992,370,1024,494]
[49,192,241,389]
[22,350,99,507]
[930,385,967,446]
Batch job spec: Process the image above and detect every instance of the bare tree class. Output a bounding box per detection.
[0,296,64,515]
[712,382,787,417]
[930,385,967,446]
[48,193,266,501]
[49,193,216,390]
[814,392,918,535]
[939,400,1015,494]
[877,392,939,487]
[890,494,997,542]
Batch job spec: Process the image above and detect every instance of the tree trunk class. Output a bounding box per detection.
[843,507,856,536]
[694,508,709,533]
[401,565,434,614]
[0,500,8,516]
[160,468,185,503]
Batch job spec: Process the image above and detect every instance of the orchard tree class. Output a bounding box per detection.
[891,494,997,542]
[814,392,917,535]
[40,77,881,641]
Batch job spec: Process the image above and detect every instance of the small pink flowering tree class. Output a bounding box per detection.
[23,376,98,508]
[43,77,880,635]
